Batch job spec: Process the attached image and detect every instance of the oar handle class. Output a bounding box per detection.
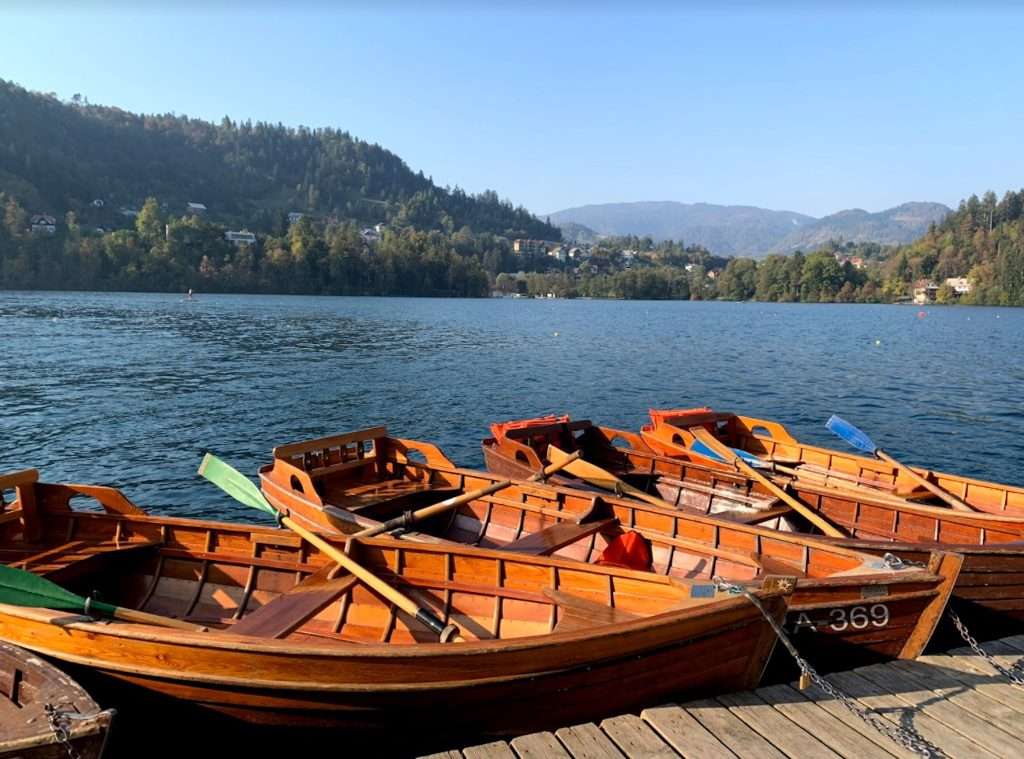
[283,515,463,643]
[875,450,976,512]
[351,452,584,540]
[352,480,513,539]
[110,606,208,631]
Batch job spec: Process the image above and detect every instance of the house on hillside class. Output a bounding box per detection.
[30,214,57,235]
[360,227,380,243]
[225,230,257,247]
[287,212,304,225]
[186,202,208,216]
[913,279,938,304]
[945,277,972,296]
[512,239,558,256]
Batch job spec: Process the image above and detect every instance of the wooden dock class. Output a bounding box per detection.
[422,635,1024,759]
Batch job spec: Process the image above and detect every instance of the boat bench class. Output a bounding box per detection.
[230,564,359,639]
[500,518,617,556]
[545,588,640,632]
[9,538,161,581]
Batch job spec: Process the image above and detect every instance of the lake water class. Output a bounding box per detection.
[2,291,1023,523]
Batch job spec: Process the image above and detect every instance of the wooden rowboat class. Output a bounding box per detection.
[0,470,789,739]
[1,640,113,759]
[642,407,1024,514]
[484,414,1024,642]
[259,427,963,675]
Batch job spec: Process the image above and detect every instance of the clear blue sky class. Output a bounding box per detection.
[3,4,1022,217]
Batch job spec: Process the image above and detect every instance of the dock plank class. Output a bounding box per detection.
[419,752,463,759]
[510,732,572,759]
[599,714,676,759]
[797,680,918,759]
[463,742,518,759]
[889,658,1024,734]
[683,699,787,759]
[718,690,843,759]
[856,660,1024,756]
[641,704,736,759]
[826,670,997,759]
[920,652,1024,714]
[754,684,901,759]
[554,723,625,759]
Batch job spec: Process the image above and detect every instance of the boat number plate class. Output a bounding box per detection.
[861,585,889,599]
[788,604,890,633]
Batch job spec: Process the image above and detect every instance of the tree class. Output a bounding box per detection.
[135,197,163,241]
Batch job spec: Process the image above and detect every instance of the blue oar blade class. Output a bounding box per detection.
[197,453,277,516]
[826,415,878,455]
[690,440,769,469]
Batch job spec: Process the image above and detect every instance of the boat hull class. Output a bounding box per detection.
[0,596,781,736]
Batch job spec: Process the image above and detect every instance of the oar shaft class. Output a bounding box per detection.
[351,451,585,540]
[110,606,207,631]
[689,427,848,539]
[875,450,974,512]
[283,515,463,642]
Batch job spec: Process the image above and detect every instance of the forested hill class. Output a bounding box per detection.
[0,79,558,239]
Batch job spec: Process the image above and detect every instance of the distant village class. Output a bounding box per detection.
[16,200,978,304]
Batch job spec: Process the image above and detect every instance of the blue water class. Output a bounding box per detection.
[2,291,1022,522]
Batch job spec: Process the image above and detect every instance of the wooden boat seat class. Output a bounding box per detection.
[231,564,359,639]
[545,588,640,632]
[500,518,617,556]
[324,480,461,514]
[10,538,161,579]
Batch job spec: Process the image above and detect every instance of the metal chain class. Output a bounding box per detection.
[44,704,81,759]
[881,552,1024,689]
[947,609,1024,687]
[712,576,943,758]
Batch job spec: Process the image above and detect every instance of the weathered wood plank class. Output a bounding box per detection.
[856,661,1024,757]
[919,652,1024,714]
[641,704,736,759]
[554,723,625,759]
[599,714,676,759]
[717,690,842,759]
[795,680,918,759]
[463,741,518,759]
[419,751,463,759]
[826,670,998,759]
[889,658,1024,734]
[683,698,787,759]
[510,732,572,759]
[754,684,901,759]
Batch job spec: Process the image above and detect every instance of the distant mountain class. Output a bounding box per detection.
[771,202,951,253]
[549,200,949,257]
[557,221,601,244]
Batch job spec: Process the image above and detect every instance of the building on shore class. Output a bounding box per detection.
[29,214,56,235]
[913,279,938,304]
[225,230,257,247]
[513,239,559,256]
[945,277,972,296]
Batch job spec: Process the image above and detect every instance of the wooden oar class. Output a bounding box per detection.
[198,454,463,642]
[826,415,976,513]
[0,563,204,631]
[546,444,683,511]
[687,426,848,538]
[352,451,583,539]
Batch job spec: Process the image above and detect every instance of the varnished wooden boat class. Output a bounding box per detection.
[0,469,789,739]
[484,414,1024,641]
[642,406,1024,514]
[1,640,113,759]
[259,427,963,674]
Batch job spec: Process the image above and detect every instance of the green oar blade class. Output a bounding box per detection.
[198,453,276,516]
[0,563,116,616]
